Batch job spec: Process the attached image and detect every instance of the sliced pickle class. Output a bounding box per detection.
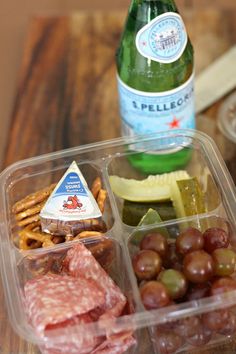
[170,177,207,231]
[171,177,206,220]
[109,171,190,202]
[131,209,169,245]
[122,200,176,226]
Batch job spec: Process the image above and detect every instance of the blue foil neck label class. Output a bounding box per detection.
[117,73,195,141]
[136,12,187,63]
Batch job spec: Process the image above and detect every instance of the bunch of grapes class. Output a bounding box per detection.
[131,226,236,353]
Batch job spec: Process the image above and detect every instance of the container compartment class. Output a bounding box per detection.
[8,161,115,250]
[106,135,223,229]
[6,236,143,353]
[127,215,236,353]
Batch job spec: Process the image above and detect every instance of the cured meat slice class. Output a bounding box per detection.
[24,242,136,354]
[63,242,127,318]
[24,273,105,336]
[92,329,137,354]
[92,336,137,354]
[40,313,103,354]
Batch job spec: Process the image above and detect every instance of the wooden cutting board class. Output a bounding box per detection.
[1,9,236,354]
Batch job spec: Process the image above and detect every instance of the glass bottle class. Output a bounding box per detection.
[116,0,194,174]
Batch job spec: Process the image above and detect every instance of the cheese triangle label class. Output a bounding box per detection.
[40,161,102,221]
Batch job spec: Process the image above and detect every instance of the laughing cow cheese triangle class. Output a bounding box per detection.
[40,161,102,236]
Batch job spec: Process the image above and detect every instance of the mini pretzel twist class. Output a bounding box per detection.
[19,221,55,250]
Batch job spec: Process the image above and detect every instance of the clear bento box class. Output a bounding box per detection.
[1,129,236,354]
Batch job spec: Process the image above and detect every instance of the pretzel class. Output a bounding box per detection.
[65,235,74,242]
[80,218,106,231]
[12,183,56,214]
[97,189,107,213]
[91,177,102,200]
[15,202,46,222]
[87,237,114,269]
[74,230,104,239]
[51,236,66,245]
[91,177,107,213]
[19,221,55,250]
[13,184,56,228]
[17,214,41,227]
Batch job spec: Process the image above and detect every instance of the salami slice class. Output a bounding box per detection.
[63,243,127,318]
[24,273,105,335]
[92,335,137,354]
[24,242,136,354]
[40,313,102,354]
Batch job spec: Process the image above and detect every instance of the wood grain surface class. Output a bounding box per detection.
[1,7,236,354]
[4,13,123,168]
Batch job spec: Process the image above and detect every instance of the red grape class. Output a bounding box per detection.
[186,325,212,347]
[212,248,236,276]
[210,277,236,296]
[140,281,170,309]
[158,269,188,300]
[202,308,230,331]
[155,329,183,354]
[163,242,183,271]
[174,316,201,338]
[176,227,204,255]
[132,250,162,280]
[203,227,229,253]
[139,280,148,288]
[156,321,176,332]
[183,250,214,283]
[140,232,168,258]
[218,310,236,335]
[186,282,210,301]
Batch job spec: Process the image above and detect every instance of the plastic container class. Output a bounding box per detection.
[1,129,236,354]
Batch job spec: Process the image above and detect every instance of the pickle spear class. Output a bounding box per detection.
[171,177,206,219]
[109,171,190,202]
[122,199,176,226]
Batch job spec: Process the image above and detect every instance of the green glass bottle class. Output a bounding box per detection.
[116,0,194,174]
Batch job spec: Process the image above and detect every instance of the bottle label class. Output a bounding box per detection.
[117,73,195,139]
[136,12,187,63]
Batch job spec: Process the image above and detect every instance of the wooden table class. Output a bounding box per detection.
[1,6,236,354]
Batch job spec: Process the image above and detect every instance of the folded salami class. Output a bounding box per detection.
[24,242,136,354]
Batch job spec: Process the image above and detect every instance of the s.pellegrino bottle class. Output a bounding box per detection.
[116,0,194,174]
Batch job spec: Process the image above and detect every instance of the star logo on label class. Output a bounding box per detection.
[167,116,181,129]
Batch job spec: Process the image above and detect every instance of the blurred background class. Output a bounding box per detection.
[0,0,235,168]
